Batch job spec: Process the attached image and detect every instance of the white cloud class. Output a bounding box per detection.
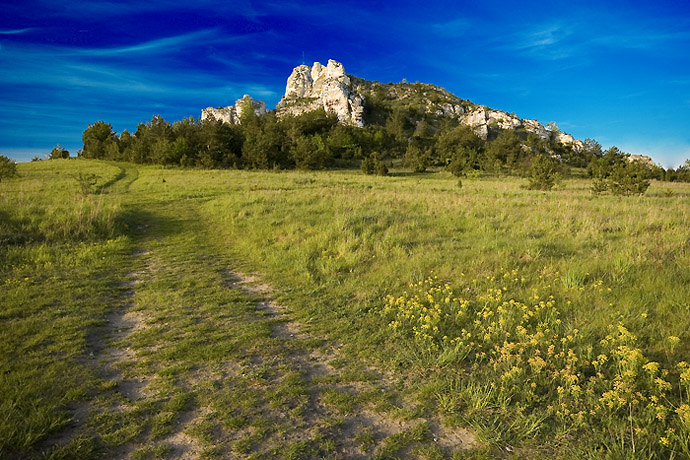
[432,19,471,37]
[74,29,220,56]
[0,28,36,34]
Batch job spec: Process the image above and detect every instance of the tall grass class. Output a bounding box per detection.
[183,168,690,457]
[0,159,131,458]
[0,159,123,246]
[3,161,690,458]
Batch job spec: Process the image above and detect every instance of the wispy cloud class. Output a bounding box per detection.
[515,25,563,49]
[73,29,220,56]
[590,30,690,51]
[0,27,37,35]
[0,32,283,145]
[497,23,580,61]
[495,18,690,63]
[432,19,471,37]
[243,85,280,99]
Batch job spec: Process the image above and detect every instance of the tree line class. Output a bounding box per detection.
[53,105,689,189]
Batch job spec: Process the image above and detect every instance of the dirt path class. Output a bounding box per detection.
[224,270,477,458]
[47,196,477,459]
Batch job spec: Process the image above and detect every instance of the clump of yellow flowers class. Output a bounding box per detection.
[381,271,689,456]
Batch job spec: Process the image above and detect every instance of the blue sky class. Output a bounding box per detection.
[1,0,689,166]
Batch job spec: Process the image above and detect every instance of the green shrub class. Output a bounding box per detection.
[588,147,651,196]
[0,155,18,181]
[361,154,388,176]
[49,145,70,159]
[74,172,100,195]
[607,162,650,196]
[591,177,608,194]
[527,155,561,190]
[374,159,389,176]
[360,157,375,175]
[404,144,430,173]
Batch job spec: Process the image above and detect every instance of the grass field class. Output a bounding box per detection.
[2,159,690,459]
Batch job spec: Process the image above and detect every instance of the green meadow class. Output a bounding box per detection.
[2,159,690,459]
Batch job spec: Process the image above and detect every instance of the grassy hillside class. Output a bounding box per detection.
[2,160,690,459]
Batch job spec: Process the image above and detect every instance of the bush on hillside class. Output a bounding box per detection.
[527,155,561,190]
[0,155,18,181]
[374,159,389,176]
[49,145,70,159]
[361,155,388,176]
[589,146,651,195]
[74,172,100,195]
[361,156,375,175]
[607,161,651,195]
[404,144,431,172]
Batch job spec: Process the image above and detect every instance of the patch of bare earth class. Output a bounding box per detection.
[93,249,203,459]
[109,250,205,459]
[157,407,210,460]
[226,270,477,456]
[106,256,151,400]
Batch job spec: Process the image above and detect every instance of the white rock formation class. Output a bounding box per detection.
[628,154,656,167]
[458,110,582,151]
[284,65,313,99]
[461,107,489,139]
[201,94,266,125]
[554,131,584,152]
[201,60,586,153]
[521,119,551,141]
[434,102,466,117]
[276,60,365,127]
[487,110,522,130]
[459,108,523,139]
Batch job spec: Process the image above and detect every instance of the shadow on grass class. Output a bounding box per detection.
[0,210,31,246]
[0,203,180,251]
[387,171,439,178]
[98,163,140,194]
[120,206,185,244]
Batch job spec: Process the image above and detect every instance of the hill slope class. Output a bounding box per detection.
[269,59,583,151]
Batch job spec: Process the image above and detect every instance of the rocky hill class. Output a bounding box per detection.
[205,59,584,152]
[202,94,266,125]
[276,60,365,127]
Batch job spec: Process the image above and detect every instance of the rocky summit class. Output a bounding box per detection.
[276,59,366,127]
[203,60,584,151]
[202,94,266,125]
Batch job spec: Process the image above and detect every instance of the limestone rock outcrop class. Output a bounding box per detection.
[522,119,551,141]
[628,154,656,167]
[554,131,584,152]
[461,107,490,139]
[459,108,524,140]
[201,60,585,154]
[276,60,365,127]
[201,94,266,125]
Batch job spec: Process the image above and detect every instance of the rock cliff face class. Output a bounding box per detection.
[201,94,266,124]
[202,60,585,153]
[458,112,583,151]
[459,107,524,140]
[274,60,583,152]
[276,60,365,127]
[629,154,656,167]
[554,131,584,152]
